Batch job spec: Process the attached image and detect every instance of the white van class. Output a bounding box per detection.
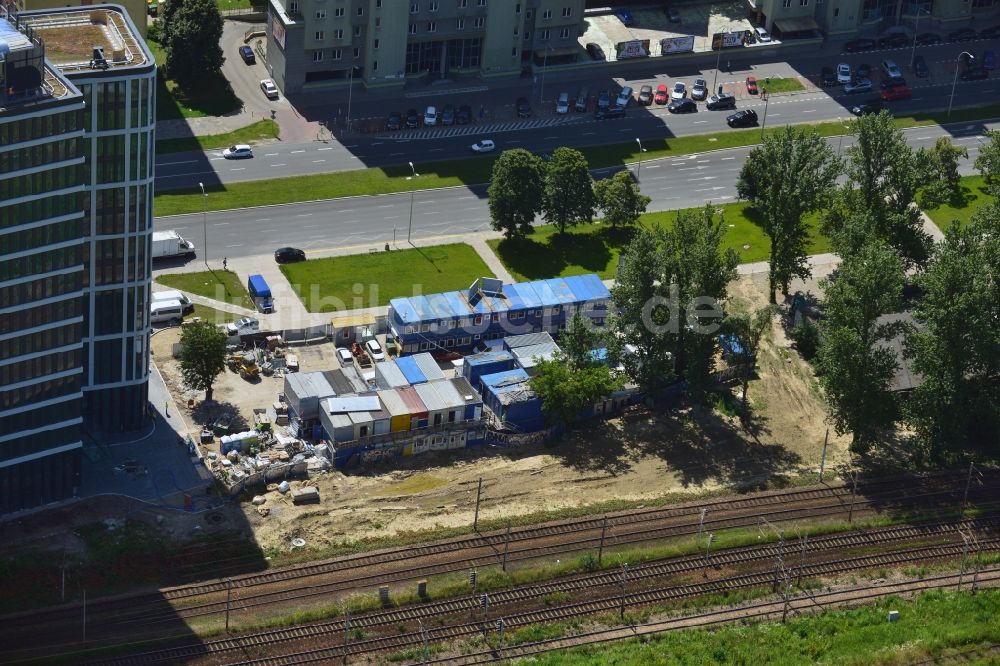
[753,26,771,42]
[150,300,184,325]
[152,290,194,314]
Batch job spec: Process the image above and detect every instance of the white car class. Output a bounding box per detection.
[424,105,438,126]
[471,139,495,153]
[555,92,570,114]
[365,339,386,362]
[226,317,260,337]
[260,79,279,100]
[222,144,253,159]
[671,82,686,100]
[836,63,852,85]
[336,347,354,367]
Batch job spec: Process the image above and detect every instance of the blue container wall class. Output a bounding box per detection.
[501,398,547,432]
[465,357,516,389]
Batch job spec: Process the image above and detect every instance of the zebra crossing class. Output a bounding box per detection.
[381,116,585,140]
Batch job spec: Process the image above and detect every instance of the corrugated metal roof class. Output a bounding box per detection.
[413,381,450,412]
[430,379,464,408]
[513,342,560,368]
[480,368,531,388]
[413,353,445,382]
[325,396,382,413]
[323,369,358,396]
[326,413,353,429]
[505,332,556,349]
[480,369,536,404]
[397,386,428,416]
[377,389,410,418]
[340,365,369,392]
[284,372,335,401]
[450,376,480,402]
[375,360,409,388]
[466,350,515,366]
[395,356,426,385]
[348,410,373,426]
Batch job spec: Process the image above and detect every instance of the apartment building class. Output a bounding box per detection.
[752,0,990,38]
[0,4,155,514]
[265,0,587,94]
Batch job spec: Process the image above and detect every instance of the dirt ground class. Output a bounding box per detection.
[145,264,849,555]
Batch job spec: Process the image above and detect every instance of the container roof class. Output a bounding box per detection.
[284,371,335,400]
[325,395,381,413]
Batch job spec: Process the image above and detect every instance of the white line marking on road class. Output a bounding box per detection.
[461,205,481,211]
[693,120,708,124]
[312,160,326,163]
[390,152,405,156]
[423,211,440,215]
[582,132,596,135]
[340,209,355,213]
[418,200,436,204]
[508,140,522,144]
[645,164,662,169]
[697,159,710,163]
[215,222,230,226]
[255,218,271,222]
[264,153,279,156]
[317,147,333,151]
[377,204,394,208]
[291,150,305,154]
[159,160,197,166]
[342,219,360,224]
[769,113,781,117]
[429,148,444,152]
[343,145,358,148]
[721,157,736,160]
[544,136,558,139]
[230,168,246,171]
[802,109,816,113]
[371,142,384,146]
[385,215,401,220]
[301,224,319,229]
[270,163,287,167]
[915,136,933,140]
[226,244,244,248]
[296,213,313,217]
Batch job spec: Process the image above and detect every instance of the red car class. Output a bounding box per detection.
[746,76,758,95]
[654,83,669,105]
[880,84,912,101]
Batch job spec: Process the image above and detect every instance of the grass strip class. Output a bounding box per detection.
[279,243,496,312]
[757,76,805,94]
[922,174,997,230]
[156,120,280,155]
[156,269,254,309]
[153,104,1000,218]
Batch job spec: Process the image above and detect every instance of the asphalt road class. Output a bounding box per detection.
[157,120,996,261]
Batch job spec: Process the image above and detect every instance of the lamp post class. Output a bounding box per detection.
[406,161,419,244]
[198,181,208,269]
[711,44,722,96]
[909,7,930,68]
[539,47,551,106]
[948,52,973,118]
[759,94,770,140]
[634,137,647,182]
[346,65,358,132]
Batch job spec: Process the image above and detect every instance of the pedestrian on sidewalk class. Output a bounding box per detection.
[223,257,228,271]
[727,60,731,72]
[165,400,170,418]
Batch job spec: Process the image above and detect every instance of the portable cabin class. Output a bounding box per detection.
[283,372,335,421]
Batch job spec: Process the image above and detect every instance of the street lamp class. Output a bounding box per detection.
[711,44,722,96]
[634,137,647,182]
[539,47,552,106]
[759,94,770,140]
[406,161,420,244]
[198,181,208,269]
[346,65,359,132]
[909,7,930,68]
[948,52,973,118]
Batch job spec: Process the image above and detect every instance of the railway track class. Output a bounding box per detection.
[79,516,999,666]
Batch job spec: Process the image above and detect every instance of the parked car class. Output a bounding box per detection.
[980,25,1000,39]
[239,45,255,64]
[851,99,884,115]
[274,247,305,263]
[913,55,928,78]
[597,89,611,110]
[880,75,907,89]
[843,79,873,94]
[405,108,420,128]
[948,28,977,42]
[877,33,909,48]
[516,96,532,117]
[821,66,836,86]
[222,144,253,159]
[638,85,654,105]
[984,51,996,71]
[915,32,942,45]
[836,63,852,84]
[880,83,912,101]
[586,42,606,61]
[727,109,758,127]
[960,67,989,81]
[706,93,736,110]
[595,105,626,120]
[844,38,876,52]
[457,104,473,124]
[670,82,686,100]
[556,91,571,114]
[260,79,279,100]
[691,78,708,100]
[617,86,634,107]
[365,339,386,362]
[745,76,759,94]
[654,83,669,105]
[470,139,496,153]
[616,8,634,26]
[857,63,872,79]
[666,5,681,23]
[423,105,438,126]
[336,347,354,367]
[226,317,260,337]
[753,26,771,43]
[667,98,697,113]
[881,59,903,79]
[387,111,402,130]
[441,104,456,126]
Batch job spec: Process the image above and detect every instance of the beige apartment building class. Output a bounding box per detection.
[265,0,587,94]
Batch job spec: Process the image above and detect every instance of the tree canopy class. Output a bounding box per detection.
[593,171,650,230]
[179,321,228,402]
[164,0,225,88]
[974,128,1000,189]
[543,147,595,234]
[487,149,546,239]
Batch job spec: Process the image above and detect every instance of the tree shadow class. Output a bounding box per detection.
[190,400,249,433]
[494,229,614,281]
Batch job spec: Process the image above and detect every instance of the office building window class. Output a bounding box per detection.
[562,6,572,17]
[429,0,438,9]
[456,17,464,29]
[354,25,362,36]
[542,9,551,19]
[313,50,324,61]
[541,29,550,40]
[478,0,485,5]
[373,60,378,71]
[373,39,379,49]
[458,0,466,6]
[409,23,417,34]
[427,20,436,31]
[474,16,484,27]
[315,30,324,39]
[353,47,360,57]
[782,0,791,6]
[315,9,325,18]
[332,48,342,59]
[289,1,298,12]
[800,0,808,5]
[410,2,418,12]
[335,6,344,15]
[515,3,520,12]
[559,27,569,38]
[357,6,363,15]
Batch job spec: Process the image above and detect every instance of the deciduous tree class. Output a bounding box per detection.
[974,128,1000,189]
[917,137,968,209]
[487,149,546,239]
[179,321,228,402]
[723,306,775,416]
[593,170,650,230]
[543,147,595,234]
[164,0,225,88]
[529,353,623,429]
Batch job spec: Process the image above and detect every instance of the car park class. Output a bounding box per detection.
[441,104,456,125]
[960,67,989,81]
[597,89,611,110]
[706,93,736,110]
[516,96,532,117]
[667,98,697,113]
[365,339,386,362]
[753,26,771,43]
[984,51,996,71]
[337,348,354,367]
[274,247,305,263]
[857,63,872,79]
[654,83,669,104]
[851,99,884,115]
[638,85,653,105]
[595,105,626,120]
[727,109,758,127]
[843,79,872,94]
[745,76,759,94]
[556,92,571,113]
[837,63,852,84]
[617,8,633,26]
[915,33,941,45]
[471,139,496,153]
[670,82,686,100]
[666,5,681,23]
[586,42,606,61]
[617,86,634,107]
[821,66,836,86]
[405,108,419,128]
[575,88,589,111]
[423,105,438,126]
[877,33,909,48]
[222,144,253,159]
[880,83,912,101]
[260,79,279,100]
[844,38,876,52]
[387,111,402,130]
[948,28,977,42]
[913,55,928,78]
[457,104,472,124]
[239,45,255,64]
[691,78,708,100]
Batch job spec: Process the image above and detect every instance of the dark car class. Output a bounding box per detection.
[594,105,626,120]
[706,93,736,110]
[948,28,978,42]
[960,67,989,81]
[878,33,909,48]
[915,32,941,45]
[913,55,928,78]
[597,89,611,110]
[727,109,758,127]
[851,99,885,116]
[616,8,634,26]
[586,42,606,61]
[821,66,836,86]
[239,45,255,64]
[857,63,872,79]
[456,104,472,124]
[638,84,654,105]
[516,96,532,118]
[441,104,456,126]
[274,247,306,263]
[666,5,681,23]
[981,25,1000,39]
[405,108,419,128]
[667,98,697,113]
[387,111,402,130]
[844,38,876,53]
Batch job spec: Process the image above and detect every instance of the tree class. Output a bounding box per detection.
[593,171,650,230]
[737,126,840,303]
[179,321,228,402]
[487,149,546,239]
[559,312,600,371]
[917,137,968,208]
[164,0,225,88]
[543,147,595,234]
[816,240,905,455]
[529,353,623,428]
[974,129,1000,189]
[723,306,775,416]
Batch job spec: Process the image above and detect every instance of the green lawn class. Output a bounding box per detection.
[156,270,254,309]
[216,0,251,9]
[279,243,495,313]
[758,76,804,94]
[488,204,829,282]
[148,38,242,121]
[188,304,238,324]
[156,120,280,155]
[922,175,996,230]
[152,103,1000,218]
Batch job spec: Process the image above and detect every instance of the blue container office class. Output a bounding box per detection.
[480,368,546,433]
[463,350,516,390]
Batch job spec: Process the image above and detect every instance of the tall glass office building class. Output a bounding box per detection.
[0,4,155,514]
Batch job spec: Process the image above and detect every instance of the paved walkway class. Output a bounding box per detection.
[156,109,272,140]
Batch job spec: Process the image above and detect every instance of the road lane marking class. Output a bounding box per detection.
[230,168,245,171]
[270,163,287,167]
[296,213,313,217]
[385,215,401,219]
[377,204,394,208]
[264,153,279,156]
[645,164,662,169]
[215,222,230,225]
[255,218,271,222]
[317,147,333,151]
[390,152,406,156]
[226,244,244,247]
[721,157,735,160]
[693,120,708,124]
[371,142,384,146]
[291,150,305,153]
[312,160,326,163]
[802,109,816,113]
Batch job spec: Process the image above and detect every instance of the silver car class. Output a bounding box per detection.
[843,78,872,94]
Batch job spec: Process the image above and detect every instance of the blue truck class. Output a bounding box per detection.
[247,274,274,313]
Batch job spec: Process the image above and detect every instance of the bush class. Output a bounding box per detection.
[790,322,820,360]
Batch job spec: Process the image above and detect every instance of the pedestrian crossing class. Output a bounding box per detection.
[381,116,584,140]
